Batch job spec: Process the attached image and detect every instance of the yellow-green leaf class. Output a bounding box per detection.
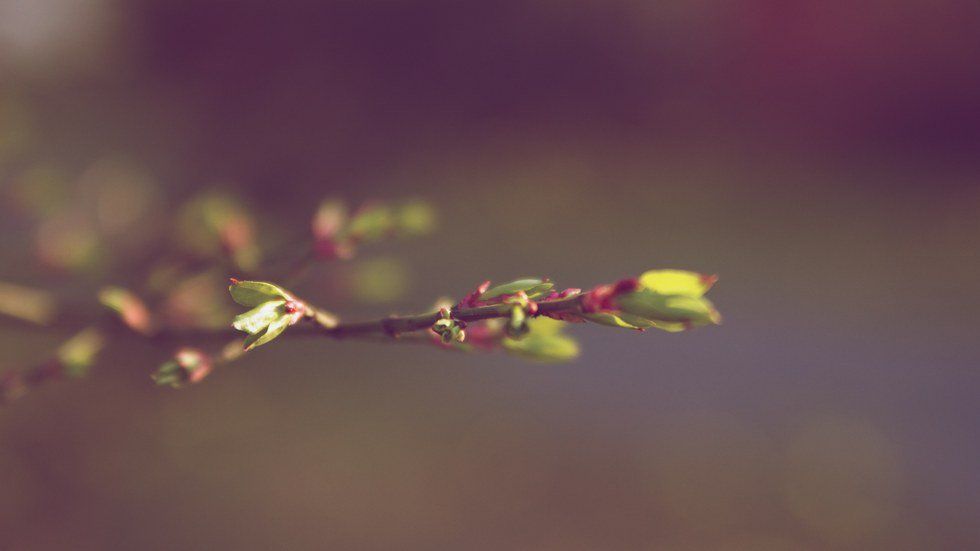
[644,319,691,333]
[638,270,717,297]
[616,291,721,326]
[502,317,579,362]
[503,333,580,362]
[583,312,651,330]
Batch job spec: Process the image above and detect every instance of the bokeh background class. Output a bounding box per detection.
[2,1,979,549]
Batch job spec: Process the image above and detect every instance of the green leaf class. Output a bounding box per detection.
[243,314,291,351]
[616,291,721,326]
[229,280,292,307]
[232,300,285,334]
[176,191,260,270]
[506,304,529,339]
[638,270,717,297]
[502,317,579,362]
[523,316,564,335]
[643,319,691,333]
[503,333,580,362]
[480,278,554,301]
[583,312,650,330]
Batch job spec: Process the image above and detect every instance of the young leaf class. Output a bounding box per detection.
[506,304,530,339]
[229,280,293,307]
[480,278,554,301]
[582,312,649,330]
[232,300,286,334]
[243,314,292,351]
[638,270,717,297]
[616,291,721,326]
[502,317,579,362]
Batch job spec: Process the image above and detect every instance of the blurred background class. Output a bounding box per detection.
[1,0,979,549]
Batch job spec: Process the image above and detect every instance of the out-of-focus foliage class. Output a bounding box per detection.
[56,328,105,378]
[177,191,260,271]
[159,273,236,330]
[1,0,975,547]
[346,257,411,304]
[313,198,437,260]
[0,281,55,325]
[152,348,212,388]
[98,287,153,335]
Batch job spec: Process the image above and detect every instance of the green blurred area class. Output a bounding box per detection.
[2,0,980,549]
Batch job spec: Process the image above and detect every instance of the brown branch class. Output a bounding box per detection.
[292,294,584,339]
[0,292,585,403]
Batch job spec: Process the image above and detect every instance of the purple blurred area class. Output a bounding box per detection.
[1,1,979,549]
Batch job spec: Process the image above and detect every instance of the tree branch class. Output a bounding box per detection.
[294,294,584,339]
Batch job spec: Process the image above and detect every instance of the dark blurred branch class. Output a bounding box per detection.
[1,325,106,405]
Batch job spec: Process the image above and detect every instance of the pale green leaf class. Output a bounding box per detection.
[480,278,554,301]
[583,312,650,330]
[229,281,292,306]
[232,300,285,334]
[616,291,720,326]
[244,314,291,351]
[645,319,691,333]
